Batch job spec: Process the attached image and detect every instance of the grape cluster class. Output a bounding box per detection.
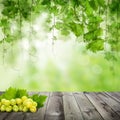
[0,96,37,112]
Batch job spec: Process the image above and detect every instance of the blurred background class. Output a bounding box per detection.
[0,14,120,91]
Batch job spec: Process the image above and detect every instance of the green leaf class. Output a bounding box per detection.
[0,18,8,26]
[41,0,51,5]
[85,1,93,15]
[86,39,104,52]
[31,94,47,108]
[69,22,83,37]
[84,28,103,41]
[105,52,117,61]
[0,87,17,100]
[97,0,105,7]
[0,87,29,100]
[89,0,98,11]
[61,28,70,36]
[15,89,28,98]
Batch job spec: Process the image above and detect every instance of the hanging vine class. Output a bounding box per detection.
[0,0,119,59]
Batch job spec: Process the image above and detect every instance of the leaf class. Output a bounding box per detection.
[69,22,83,37]
[84,28,103,41]
[85,1,93,15]
[55,22,63,30]
[41,0,51,5]
[86,39,104,52]
[31,94,47,108]
[61,28,70,36]
[15,89,28,98]
[97,0,105,7]
[89,16,103,24]
[0,87,29,100]
[105,52,117,61]
[89,0,98,11]
[0,87,17,100]
[0,18,8,26]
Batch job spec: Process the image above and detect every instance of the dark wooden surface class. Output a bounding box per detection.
[0,92,120,120]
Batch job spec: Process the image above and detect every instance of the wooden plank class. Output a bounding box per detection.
[24,92,50,120]
[63,92,83,120]
[85,92,120,120]
[45,92,64,120]
[105,92,120,103]
[0,113,10,120]
[4,112,24,120]
[73,92,103,120]
[50,92,63,97]
[62,92,73,96]
[96,92,120,116]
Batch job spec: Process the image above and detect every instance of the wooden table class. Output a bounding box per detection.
[0,92,120,120]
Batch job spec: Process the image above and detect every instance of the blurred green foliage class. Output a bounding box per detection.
[0,41,119,91]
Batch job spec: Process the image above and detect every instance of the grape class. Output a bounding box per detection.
[13,105,19,112]
[30,106,37,113]
[0,102,1,107]
[21,96,28,101]
[0,105,6,112]
[1,99,6,104]
[16,98,22,105]
[32,102,37,107]
[6,106,12,112]
[4,100,10,106]
[27,98,33,102]
[22,106,28,112]
[10,99,16,105]
[18,105,23,111]
[23,100,32,108]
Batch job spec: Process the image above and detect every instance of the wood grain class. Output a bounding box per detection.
[63,92,83,120]
[74,92,103,120]
[44,92,64,120]
[85,92,120,120]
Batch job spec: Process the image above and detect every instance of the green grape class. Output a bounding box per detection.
[13,105,19,112]
[23,100,33,108]
[27,98,33,102]
[0,105,6,112]
[0,102,1,107]
[1,99,6,104]
[30,106,37,113]
[4,100,10,106]
[32,101,37,107]
[18,105,23,111]
[22,106,28,112]
[16,98,22,105]
[10,99,16,105]
[21,96,28,102]
[6,106,12,112]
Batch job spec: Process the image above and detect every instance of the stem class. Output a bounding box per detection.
[2,29,5,65]
[116,2,119,52]
[29,0,33,57]
[105,0,108,50]
[81,6,84,42]
[73,4,80,22]
[52,14,55,53]
[18,0,22,38]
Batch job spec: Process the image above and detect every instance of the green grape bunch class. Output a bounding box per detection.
[0,96,37,112]
[0,87,47,113]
